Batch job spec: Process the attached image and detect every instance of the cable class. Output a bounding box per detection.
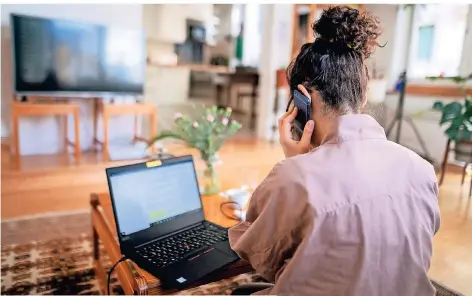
[107,256,127,295]
[220,201,243,221]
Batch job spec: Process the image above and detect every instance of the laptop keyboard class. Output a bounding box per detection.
[136,224,228,268]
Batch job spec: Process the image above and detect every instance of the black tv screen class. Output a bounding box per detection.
[11,14,145,95]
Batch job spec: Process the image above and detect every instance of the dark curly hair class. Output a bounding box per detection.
[287,5,382,114]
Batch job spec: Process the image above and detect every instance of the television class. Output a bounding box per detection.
[11,14,146,96]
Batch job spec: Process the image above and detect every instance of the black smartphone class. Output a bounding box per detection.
[286,89,311,136]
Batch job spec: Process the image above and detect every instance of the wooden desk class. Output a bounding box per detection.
[90,192,253,295]
[215,72,259,130]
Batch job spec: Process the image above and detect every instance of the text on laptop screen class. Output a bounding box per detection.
[109,161,202,236]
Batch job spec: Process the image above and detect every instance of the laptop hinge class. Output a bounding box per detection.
[134,221,204,249]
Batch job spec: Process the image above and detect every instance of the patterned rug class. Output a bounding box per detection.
[2,234,106,295]
[1,212,263,295]
[0,212,464,295]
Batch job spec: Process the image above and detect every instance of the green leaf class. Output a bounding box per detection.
[425,74,472,85]
[445,126,460,141]
[148,106,242,155]
[432,101,444,111]
[451,76,466,84]
[466,97,472,110]
[451,114,465,128]
[148,131,185,147]
[440,102,462,125]
[432,73,472,140]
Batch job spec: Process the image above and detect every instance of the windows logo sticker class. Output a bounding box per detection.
[176,277,187,283]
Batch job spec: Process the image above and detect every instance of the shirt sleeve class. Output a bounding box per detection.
[228,160,313,282]
[431,181,441,235]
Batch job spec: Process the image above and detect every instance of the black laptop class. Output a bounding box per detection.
[105,155,240,289]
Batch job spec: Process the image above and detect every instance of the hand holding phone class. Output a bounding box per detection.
[287,90,312,136]
[278,85,315,158]
[285,100,300,141]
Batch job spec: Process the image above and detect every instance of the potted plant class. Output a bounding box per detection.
[430,74,472,162]
[149,105,242,195]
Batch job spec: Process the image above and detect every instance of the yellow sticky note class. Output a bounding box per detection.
[146,160,162,168]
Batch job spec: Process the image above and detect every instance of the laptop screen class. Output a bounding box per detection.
[108,159,202,236]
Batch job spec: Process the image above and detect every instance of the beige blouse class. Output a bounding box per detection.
[229,114,440,296]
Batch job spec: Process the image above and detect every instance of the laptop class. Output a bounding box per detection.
[105,155,240,289]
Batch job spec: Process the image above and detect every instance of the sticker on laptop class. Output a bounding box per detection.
[146,160,162,168]
[176,277,187,283]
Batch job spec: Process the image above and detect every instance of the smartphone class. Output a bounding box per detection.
[286,90,311,137]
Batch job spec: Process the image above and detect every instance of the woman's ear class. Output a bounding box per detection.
[361,93,368,109]
[298,84,322,107]
[297,84,311,101]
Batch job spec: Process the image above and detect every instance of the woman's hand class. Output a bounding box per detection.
[278,106,315,158]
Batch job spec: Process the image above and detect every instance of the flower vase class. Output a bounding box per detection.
[200,152,220,195]
[202,162,219,195]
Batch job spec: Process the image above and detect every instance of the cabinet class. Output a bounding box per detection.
[189,4,216,45]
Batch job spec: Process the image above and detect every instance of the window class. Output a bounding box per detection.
[242,3,261,67]
[408,4,469,78]
[417,25,434,61]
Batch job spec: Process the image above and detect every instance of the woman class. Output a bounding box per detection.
[229,6,440,296]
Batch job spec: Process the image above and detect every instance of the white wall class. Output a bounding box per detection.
[242,4,262,67]
[364,5,398,87]
[1,4,143,155]
[460,6,472,76]
[257,4,294,140]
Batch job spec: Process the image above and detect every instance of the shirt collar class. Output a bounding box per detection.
[321,114,387,145]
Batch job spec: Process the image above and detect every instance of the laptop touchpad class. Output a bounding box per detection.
[168,247,234,285]
[188,248,233,277]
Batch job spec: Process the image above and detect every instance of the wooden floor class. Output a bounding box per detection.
[1,138,471,295]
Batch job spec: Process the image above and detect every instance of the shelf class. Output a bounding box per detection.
[147,63,231,73]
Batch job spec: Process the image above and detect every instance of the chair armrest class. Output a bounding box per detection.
[90,193,149,295]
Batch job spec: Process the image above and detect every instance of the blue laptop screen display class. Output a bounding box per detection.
[109,161,202,236]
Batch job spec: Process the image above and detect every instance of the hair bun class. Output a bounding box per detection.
[313,6,381,58]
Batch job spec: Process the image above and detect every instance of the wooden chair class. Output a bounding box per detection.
[215,71,259,130]
[11,99,81,161]
[93,100,158,162]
